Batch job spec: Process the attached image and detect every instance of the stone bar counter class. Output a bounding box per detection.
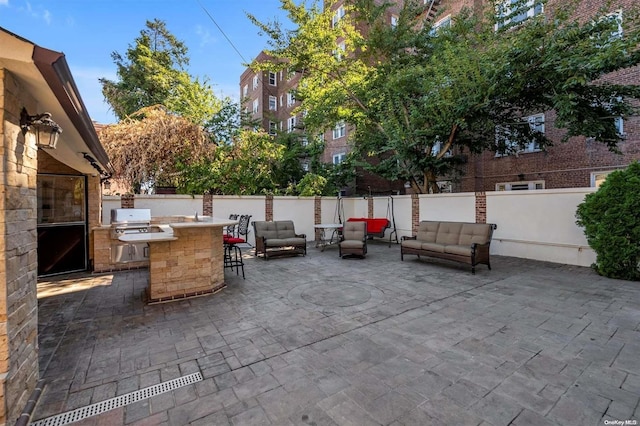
[118,216,237,303]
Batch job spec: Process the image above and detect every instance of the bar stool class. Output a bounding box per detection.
[223,234,245,279]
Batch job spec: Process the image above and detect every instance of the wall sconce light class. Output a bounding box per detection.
[20,107,63,149]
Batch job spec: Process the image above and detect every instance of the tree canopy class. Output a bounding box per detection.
[100,19,222,125]
[249,0,640,193]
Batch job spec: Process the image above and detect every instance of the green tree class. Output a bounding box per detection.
[576,162,640,280]
[177,130,286,195]
[249,0,640,193]
[100,19,221,124]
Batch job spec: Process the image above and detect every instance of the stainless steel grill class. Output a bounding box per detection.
[110,209,152,263]
[110,208,152,238]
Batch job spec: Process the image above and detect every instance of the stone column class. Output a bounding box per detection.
[265,195,274,221]
[203,193,213,217]
[475,192,487,224]
[0,69,39,425]
[121,194,134,208]
[411,193,420,235]
[314,196,322,241]
[367,196,374,218]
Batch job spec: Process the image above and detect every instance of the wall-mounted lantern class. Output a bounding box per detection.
[20,107,63,149]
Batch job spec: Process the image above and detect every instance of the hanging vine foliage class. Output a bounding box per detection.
[97,105,213,192]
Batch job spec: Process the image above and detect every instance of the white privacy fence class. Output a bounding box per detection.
[102,187,597,267]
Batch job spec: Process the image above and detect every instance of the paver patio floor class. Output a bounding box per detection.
[32,242,640,425]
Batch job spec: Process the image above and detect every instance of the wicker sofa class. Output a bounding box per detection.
[401,221,496,273]
[253,220,307,260]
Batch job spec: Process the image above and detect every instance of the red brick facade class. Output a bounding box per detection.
[242,0,640,194]
[449,0,640,192]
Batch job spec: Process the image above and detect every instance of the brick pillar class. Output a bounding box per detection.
[411,193,420,235]
[367,196,374,218]
[203,193,213,217]
[475,192,487,224]
[121,194,134,208]
[314,196,322,240]
[265,195,274,221]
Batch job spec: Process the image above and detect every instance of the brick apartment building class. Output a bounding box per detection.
[242,0,640,193]
[455,0,640,192]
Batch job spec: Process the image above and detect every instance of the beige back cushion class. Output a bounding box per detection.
[435,222,464,245]
[458,223,491,246]
[416,221,439,243]
[276,220,297,238]
[254,221,279,239]
[343,221,366,241]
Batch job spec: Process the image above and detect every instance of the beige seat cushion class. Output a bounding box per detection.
[416,221,439,243]
[340,240,365,249]
[276,220,297,239]
[255,221,279,239]
[435,222,464,245]
[265,237,305,247]
[444,245,472,256]
[401,240,423,250]
[420,242,445,253]
[342,221,366,241]
[458,223,491,246]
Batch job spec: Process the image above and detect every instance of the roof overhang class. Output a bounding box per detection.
[0,27,113,177]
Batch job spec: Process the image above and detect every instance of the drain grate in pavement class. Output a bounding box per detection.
[31,372,203,426]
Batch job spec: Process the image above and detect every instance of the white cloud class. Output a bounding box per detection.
[18,1,54,25]
[0,0,9,7]
[195,25,214,47]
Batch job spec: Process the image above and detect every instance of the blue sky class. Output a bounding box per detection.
[0,0,290,123]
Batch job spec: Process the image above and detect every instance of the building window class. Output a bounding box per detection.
[269,96,277,111]
[242,85,248,98]
[590,170,622,188]
[288,116,296,132]
[430,15,451,35]
[598,10,623,44]
[496,0,543,29]
[302,162,310,171]
[287,91,296,107]
[615,117,624,135]
[301,136,309,146]
[437,181,452,193]
[496,113,544,155]
[391,15,399,28]
[332,6,346,28]
[252,99,259,114]
[333,152,347,164]
[252,75,259,90]
[332,121,346,139]
[269,72,277,86]
[334,41,346,61]
[431,139,452,157]
[496,181,545,191]
[269,121,278,135]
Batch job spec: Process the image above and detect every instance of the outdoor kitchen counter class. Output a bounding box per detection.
[127,217,237,303]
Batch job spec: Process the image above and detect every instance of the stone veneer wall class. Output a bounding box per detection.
[0,69,40,425]
[148,227,225,302]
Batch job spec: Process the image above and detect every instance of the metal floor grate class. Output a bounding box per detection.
[31,372,203,426]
